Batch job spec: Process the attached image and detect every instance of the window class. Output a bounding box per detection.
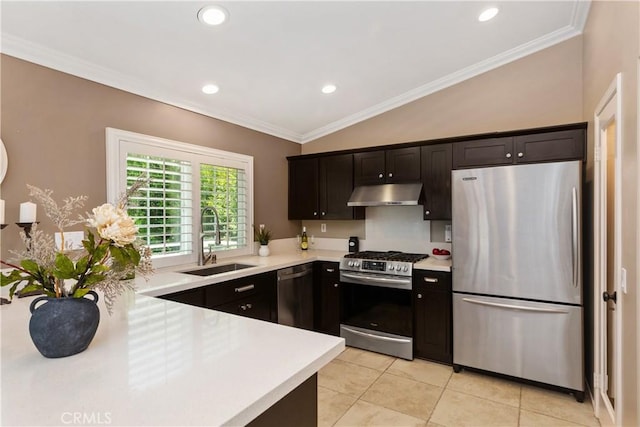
[106,128,254,268]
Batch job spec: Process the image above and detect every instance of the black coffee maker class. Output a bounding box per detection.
[348,236,359,253]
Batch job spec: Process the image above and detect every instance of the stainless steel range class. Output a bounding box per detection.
[339,251,428,360]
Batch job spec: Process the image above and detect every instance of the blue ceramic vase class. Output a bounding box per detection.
[28,291,100,358]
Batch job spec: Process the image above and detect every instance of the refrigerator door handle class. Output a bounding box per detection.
[462,297,570,314]
[571,187,578,288]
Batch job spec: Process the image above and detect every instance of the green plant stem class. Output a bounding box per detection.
[0,259,33,276]
[70,238,105,296]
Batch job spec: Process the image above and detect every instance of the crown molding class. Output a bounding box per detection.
[2,0,591,147]
[0,34,304,143]
[300,21,587,143]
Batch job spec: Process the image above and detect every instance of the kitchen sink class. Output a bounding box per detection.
[181,263,256,276]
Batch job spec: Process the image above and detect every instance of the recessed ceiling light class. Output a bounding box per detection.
[478,7,499,22]
[202,84,219,94]
[198,5,228,26]
[322,84,337,94]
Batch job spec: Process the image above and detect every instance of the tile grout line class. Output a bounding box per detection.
[328,355,391,426]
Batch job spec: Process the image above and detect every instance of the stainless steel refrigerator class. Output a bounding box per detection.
[452,160,584,396]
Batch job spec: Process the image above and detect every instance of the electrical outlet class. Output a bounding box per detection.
[321,223,327,233]
[54,231,85,251]
[444,224,452,242]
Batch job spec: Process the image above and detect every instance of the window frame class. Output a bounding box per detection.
[106,128,254,269]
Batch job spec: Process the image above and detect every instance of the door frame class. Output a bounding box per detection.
[593,73,623,426]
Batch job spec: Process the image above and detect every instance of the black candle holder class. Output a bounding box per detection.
[16,222,39,239]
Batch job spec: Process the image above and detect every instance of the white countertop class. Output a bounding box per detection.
[1,293,344,426]
[136,249,451,298]
[0,248,450,426]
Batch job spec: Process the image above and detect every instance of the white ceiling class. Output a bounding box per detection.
[1,1,590,143]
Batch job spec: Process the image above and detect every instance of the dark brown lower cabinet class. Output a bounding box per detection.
[207,271,277,322]
[314,262,341,336]
[159,272,277,323]
[413,270,452,364]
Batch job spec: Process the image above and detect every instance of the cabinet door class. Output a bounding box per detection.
[421,144,452,220]
[158,287,205,308]
[354,151,386,186]
[288,158,319,219]
[413,271,452,364]
[213,294,273,322]
[514,129,585,163]
[206,272,277,322]
[315,262,341,336]
[319,154,364,220]
[452,137,514,169]
[386,147,421,183]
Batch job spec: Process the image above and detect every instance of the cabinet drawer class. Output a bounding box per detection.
[413,270,452,291]
[205,272,276,308]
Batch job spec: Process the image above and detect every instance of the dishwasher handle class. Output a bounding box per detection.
[277,269,313,281]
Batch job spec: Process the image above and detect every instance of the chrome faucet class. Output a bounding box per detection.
[199,206,221,265]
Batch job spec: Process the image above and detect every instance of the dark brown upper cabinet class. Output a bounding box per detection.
[288,154,364,220]
[354,147,421,186]
[453,128,586,169]
[514,129,585,163]
[421,144,452,220]
[452,137,514,169]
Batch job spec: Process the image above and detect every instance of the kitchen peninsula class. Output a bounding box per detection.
[1,279,343,426]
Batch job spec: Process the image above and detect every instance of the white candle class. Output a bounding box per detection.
[0,199,4,224]
[19,201,37,223]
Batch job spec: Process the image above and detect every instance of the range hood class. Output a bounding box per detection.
[347,183,423,207]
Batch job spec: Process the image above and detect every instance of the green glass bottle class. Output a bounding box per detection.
[301,226,309,250]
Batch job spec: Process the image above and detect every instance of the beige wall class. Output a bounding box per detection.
[582,1,639,425]
[0,55,302,259]
[302,36,584,154]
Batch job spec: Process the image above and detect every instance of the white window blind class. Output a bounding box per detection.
[106,128,254,269]
[127,153,193,257]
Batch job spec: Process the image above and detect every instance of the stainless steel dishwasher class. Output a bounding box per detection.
[277,263,314,330]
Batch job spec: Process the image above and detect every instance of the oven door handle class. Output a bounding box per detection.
[339,272,412,289]
[341,326,412,344]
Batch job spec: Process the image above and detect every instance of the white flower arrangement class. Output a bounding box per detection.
[1,180,153,313]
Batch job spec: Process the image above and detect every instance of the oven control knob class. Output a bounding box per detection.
[354,261,360,267]
[388,265,394,271]
[348,261,354,267]
[403,265,409,272]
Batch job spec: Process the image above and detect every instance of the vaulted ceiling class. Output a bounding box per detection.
[1,1,590,143]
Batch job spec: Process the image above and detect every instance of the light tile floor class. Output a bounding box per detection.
[318,347,600,427]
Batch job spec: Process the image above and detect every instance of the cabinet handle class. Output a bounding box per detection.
[321,211,326,216]
[425,210,431,216]
[378,173,384,179]
[423,277,438,283]
[518,152,524,158]
[388,173,393,178]
[235,284,255,293]
[326,268,335,273]
[506,153,512,158]
[417,293,423,299]
[240,303,253,311]
[313,211,318,216]
[333,283,339,288]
